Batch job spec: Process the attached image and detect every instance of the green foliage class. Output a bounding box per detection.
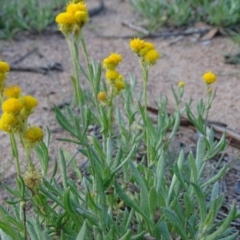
[0,3,239,238]
[0,0,66,39]
[130,0,240,32]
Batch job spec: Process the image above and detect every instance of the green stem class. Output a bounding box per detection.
[204,88,211,134]
[108,86,114,140]
[66,37,84,107]
[141,63,149,113]
[80,33,102,121]
[20,200,27,239]
[140,61,150,165]
[10,133,21,177]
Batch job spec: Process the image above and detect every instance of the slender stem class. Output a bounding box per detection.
[108,86,114,140]
[20,200,27,239]
[140,62,150,165]
[66,37,83,107]
[204,88,211,134]
[141,63,149,113]
[10,133,21,177]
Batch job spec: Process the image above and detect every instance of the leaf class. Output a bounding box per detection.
[0,229,13,240]
[2,182,21,198]
[191,182,206,223]
[138,102,157,139]
[157,221,170,240]
[149,187,157,220]
[130,162,149,217]
[112,144,137,175]
[59,148,68,189]
[155,152,165,195]
[63,188,81,225]
[130,231,146,240]
[162,207,188,240]
[205,205,237,240]
[76,221,87,240]
[114,180,150,223]
[119,229,132,240]
[201,165,227,188]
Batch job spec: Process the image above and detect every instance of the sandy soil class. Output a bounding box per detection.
[1,0,240,218]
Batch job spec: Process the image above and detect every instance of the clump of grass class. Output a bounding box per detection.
[0,1,239,239]
[130,0,240,33]
[0,0,67,39]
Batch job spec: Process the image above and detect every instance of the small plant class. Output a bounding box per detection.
[130,0,240,33]
[0,0,67,39]
[0,0,239,239]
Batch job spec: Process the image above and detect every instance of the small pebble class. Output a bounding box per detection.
[233,181,240,195]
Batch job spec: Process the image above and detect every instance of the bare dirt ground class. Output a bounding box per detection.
[1,0,240,232]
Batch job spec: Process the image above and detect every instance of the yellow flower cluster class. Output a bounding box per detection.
[0,62,43,147]
[129,38,160,66]
[55,1,89,35]
[0,60,10,93]
[98,53,125,104]
[202,71,216,85]
[103,53,122,70]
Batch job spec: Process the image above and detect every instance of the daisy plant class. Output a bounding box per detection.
[0,1,239,239]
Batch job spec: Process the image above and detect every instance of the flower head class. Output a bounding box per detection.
[24,126,44,146]
[55,12,76,25]
[75,10,88,26]
[66,2,87,13]
[0,112,19,133]
[178,81,185,87]
[144,49,160,65]
[23,166,41,192]
[114,79,125,92]
[2,98,23,115]
[22,95,38,110]
[202,72,216,85]
[0,61,10,73]
[4,85,21,98]
[105,70,120,84]
[55,2,88,35]
[129,38,145,54]
[97,91,108,105]
[139,42,155,56]
[103,53,122,70]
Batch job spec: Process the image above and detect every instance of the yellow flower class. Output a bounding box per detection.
[4,85,21,98]
[0,61,10,72]
[2,98,23,115]
[178,81,185,87]
[0,112,19,133]
[130,38,145,54]
[24,126,44,145]
[202,71,216,85]
[70,0,85,3]
[55,12,76,24]
[105,70,120,84]
[22,95,38,110]
[97,91,108,104]
[23,166,41,192]
[114,79,125,92]
[139,42,155,56]
[56,2,88,35]
[103,53,122,70]
[75,10,88,26]
[66,2,87,13]
[144,49,160,65]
